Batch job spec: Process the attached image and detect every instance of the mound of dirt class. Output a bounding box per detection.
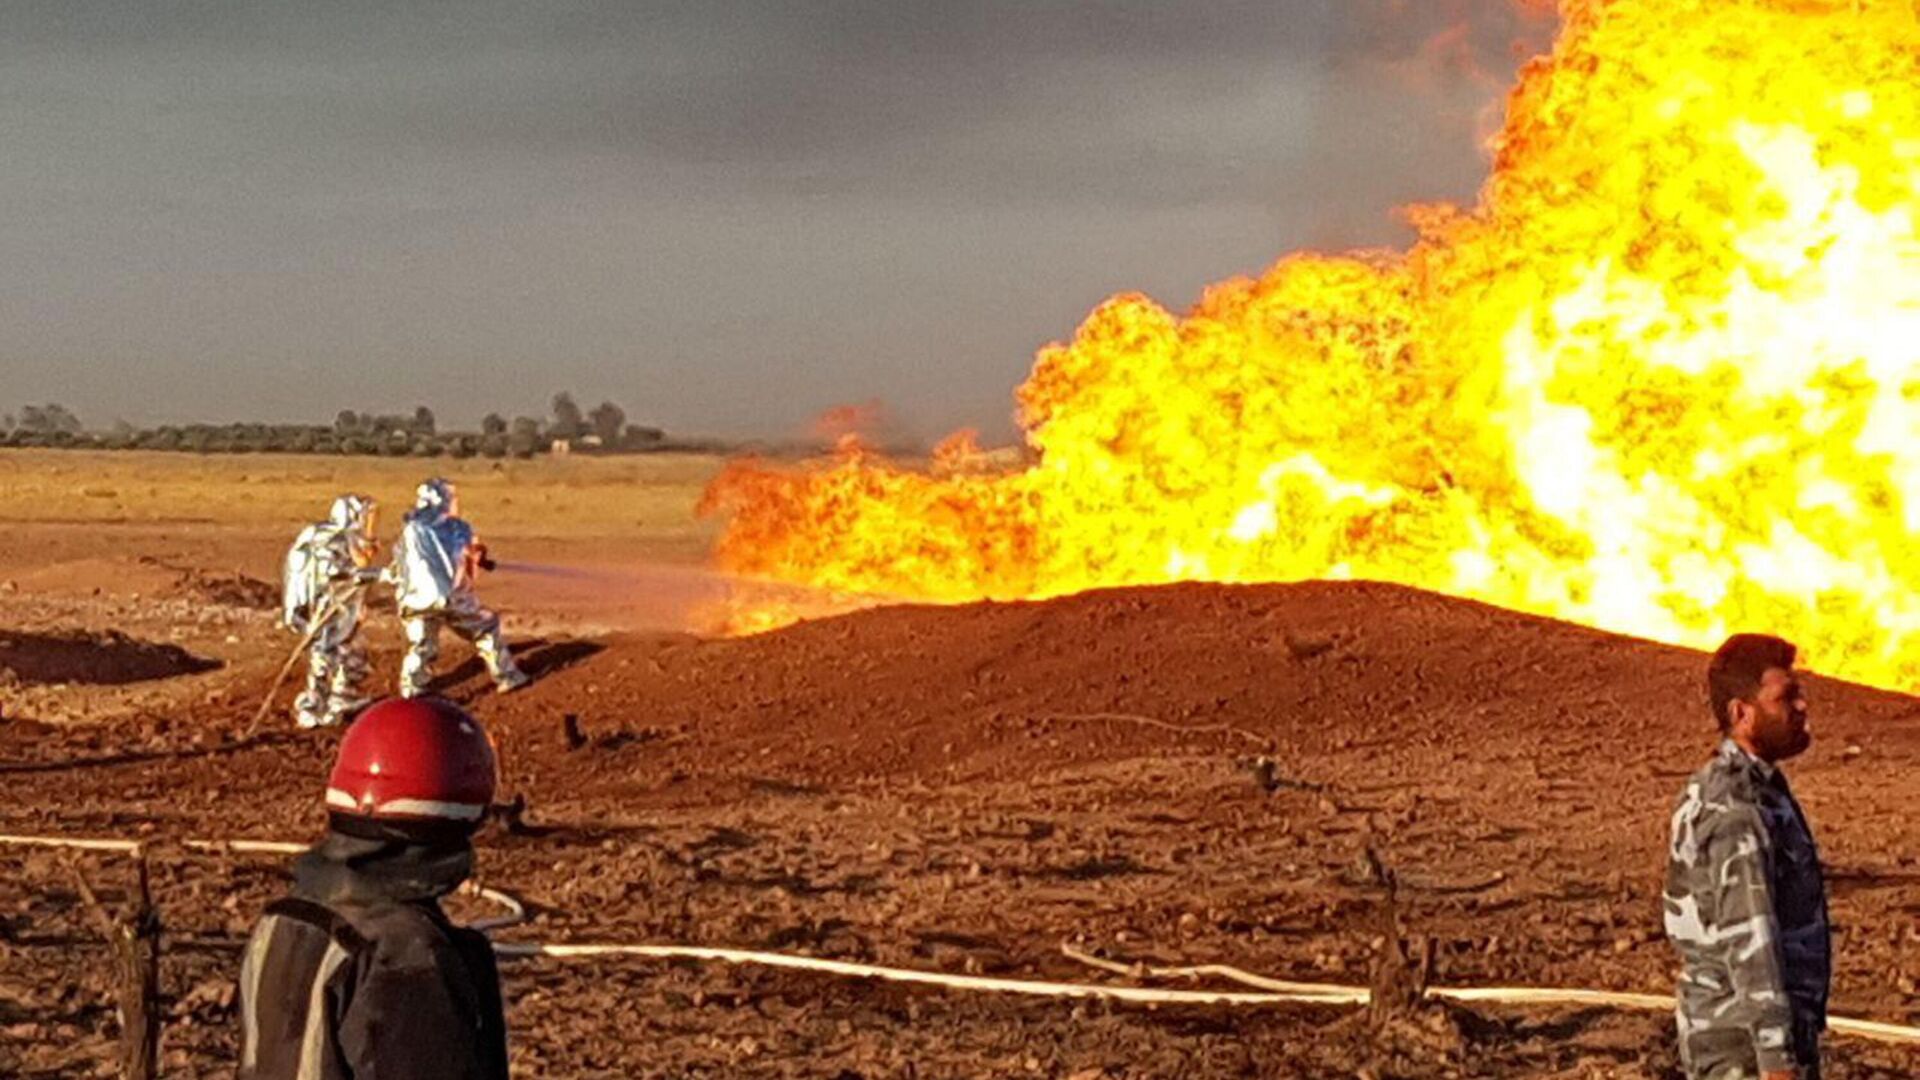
[486,579,1920,792]
[0,629,222,687]
[136,556,279,610]
[181,569,280,610]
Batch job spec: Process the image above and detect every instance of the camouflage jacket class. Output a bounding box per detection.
[1663,739,1830,1074]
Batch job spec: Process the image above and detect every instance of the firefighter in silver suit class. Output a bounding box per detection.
[390,478,530,697]
[282,494,382,729]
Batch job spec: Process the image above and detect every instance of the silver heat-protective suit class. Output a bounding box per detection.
[282,494,380,729]
[389,478,528,697]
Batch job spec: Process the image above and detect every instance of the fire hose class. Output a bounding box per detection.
[5,834,1920,1046]
[250,580,368,734]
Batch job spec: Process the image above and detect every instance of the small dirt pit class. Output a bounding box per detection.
[0,629,222,686]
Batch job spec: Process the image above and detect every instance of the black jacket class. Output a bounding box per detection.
[237,833,508,1080]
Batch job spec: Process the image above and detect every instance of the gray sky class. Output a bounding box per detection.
[0,1,1552,443]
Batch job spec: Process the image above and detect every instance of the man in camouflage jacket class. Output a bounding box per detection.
[1664,633,1829,1080]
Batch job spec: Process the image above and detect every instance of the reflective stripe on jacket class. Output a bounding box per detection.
[238,895,507,1080]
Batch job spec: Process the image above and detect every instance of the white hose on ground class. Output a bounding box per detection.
[1058,944,1920,1043]
[6,833,1920,1045]
[1060,942,1367,1000]
[492,940,1338,1005]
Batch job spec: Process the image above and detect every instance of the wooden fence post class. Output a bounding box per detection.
[71,851,161,1080]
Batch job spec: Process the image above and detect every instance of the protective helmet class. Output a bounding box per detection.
[328,493,375,531]
[328,493,378,562]
[414,477,458,517]
[325,697,496,837]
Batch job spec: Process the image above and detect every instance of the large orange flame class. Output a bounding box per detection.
[701,0,1920,690]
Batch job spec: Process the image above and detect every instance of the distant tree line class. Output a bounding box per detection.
[0,393,721,457]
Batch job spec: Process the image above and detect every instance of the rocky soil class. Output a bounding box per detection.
[4,576,1920,1077]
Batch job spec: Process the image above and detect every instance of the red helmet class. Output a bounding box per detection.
[325,697,497,829]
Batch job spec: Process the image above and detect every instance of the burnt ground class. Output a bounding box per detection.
[4,581,1920,1077]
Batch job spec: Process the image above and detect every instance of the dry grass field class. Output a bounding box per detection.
[0,448,725,543]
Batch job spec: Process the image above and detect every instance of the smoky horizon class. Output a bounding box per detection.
[0,1,1553,445]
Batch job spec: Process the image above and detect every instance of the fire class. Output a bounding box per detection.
[700,0,1920,690]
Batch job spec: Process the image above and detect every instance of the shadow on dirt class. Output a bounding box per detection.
[0,730,299,775]
[517,639,607,678]
[426,637,606,696]
[0,630,221,686]
[1454,1005,1615,1045]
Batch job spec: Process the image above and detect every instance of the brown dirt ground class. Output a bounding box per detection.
[2,453,1919,1077]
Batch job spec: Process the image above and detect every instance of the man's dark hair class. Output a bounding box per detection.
[1707,633,1797,733]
